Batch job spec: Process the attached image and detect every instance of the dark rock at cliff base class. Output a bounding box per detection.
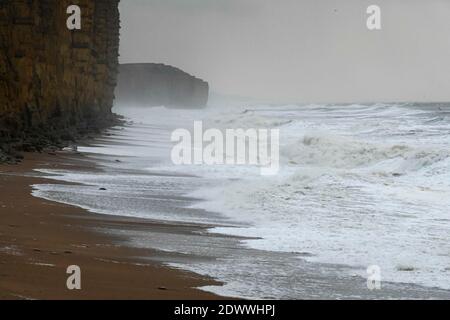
[0,1,121,161]
[0,150,8,163]
[115,63,209,108]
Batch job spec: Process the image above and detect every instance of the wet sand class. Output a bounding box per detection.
[0,152,225,300]
[3,152,449,300]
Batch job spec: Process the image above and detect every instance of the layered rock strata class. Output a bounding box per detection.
[0,0,121,159]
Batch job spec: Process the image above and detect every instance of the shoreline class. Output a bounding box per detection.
[0,152,227,300]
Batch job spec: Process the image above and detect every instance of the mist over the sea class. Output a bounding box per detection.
[120,0,450,103]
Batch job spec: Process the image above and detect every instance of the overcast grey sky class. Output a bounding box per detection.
[119,0,450,103]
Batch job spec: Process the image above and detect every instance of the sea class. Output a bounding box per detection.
[31,101,450,299]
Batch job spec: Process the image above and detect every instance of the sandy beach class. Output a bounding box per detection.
[0,152,224,300]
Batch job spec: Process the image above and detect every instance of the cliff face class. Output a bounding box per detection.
[115,63,209,108]
[0,0,120,157]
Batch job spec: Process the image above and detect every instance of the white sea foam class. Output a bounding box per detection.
[188,103,450,290]
[32,103,450,295]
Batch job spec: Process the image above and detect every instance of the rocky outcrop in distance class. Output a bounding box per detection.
[115,63,209,108]
[0,0,120,161]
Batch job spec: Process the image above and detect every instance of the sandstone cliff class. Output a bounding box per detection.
[0,0,120,160]
[115,63,209,108]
